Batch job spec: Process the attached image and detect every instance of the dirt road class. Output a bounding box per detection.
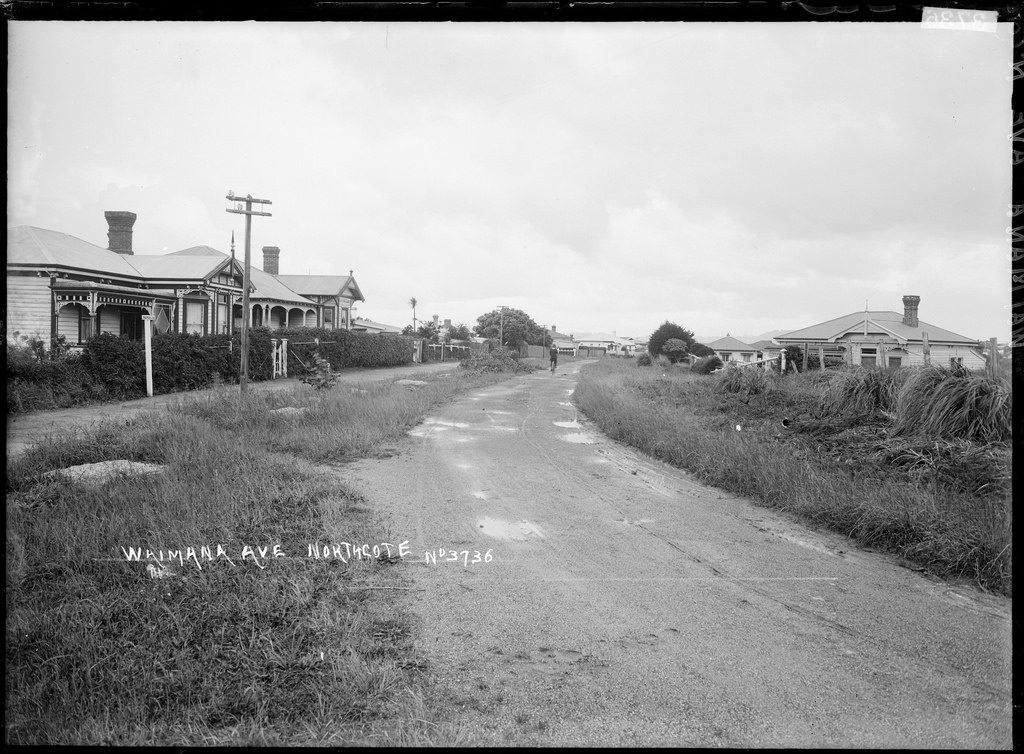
[346,361,1012,747]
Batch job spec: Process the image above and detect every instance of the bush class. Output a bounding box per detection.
[81,333,146,397]
[691,355,723,375]
[459,347,534,374]
[662,338,689,364]
[7,344,109,413]
[636,353,653,367]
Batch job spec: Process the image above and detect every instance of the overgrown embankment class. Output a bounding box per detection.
[573,359,1011,595]
[6,361,521,745]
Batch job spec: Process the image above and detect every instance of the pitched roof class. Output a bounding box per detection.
[128,253,229,280]
[7,226,143,279]
[776,310,977,345]
[573,332,633,345]
[276,274,365,301]
[165,245,315,305]
[747,340,779,350]
[351,318,403,333]
[706,336,755,351]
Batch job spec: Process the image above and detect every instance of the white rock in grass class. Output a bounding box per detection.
[396,379,428,387]
[44,460,165,484]
[270,406,308,416]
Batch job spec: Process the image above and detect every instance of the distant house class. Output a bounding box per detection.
[705,335,757,364]
[6,210,364,351]
[350,317,403,334]
[572,332,638,356]
[774,295,985,369]
[747,340,782,363]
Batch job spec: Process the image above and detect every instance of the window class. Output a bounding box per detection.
[79,307,94,343]
[154,304,172,334]
[324,307,335,328]
[184,300,206,334]
[950,356,963,367]
[217,303,229,334]
[888,356,901,369]
[861,347,876,368]
[720,352,731,361]
[120,311,142,340]
[742,353,751,362]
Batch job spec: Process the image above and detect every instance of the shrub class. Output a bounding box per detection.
[459,347,534,374]
[299,354,340,390]
[691,355,723,375]
[662,338,689,364]
[81,333,146,397]
[636,353,652,367]
[654,355,673,369]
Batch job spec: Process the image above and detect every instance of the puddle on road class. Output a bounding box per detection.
[477,517,545,541]
[561,433,597,444]
[472,490,490,500]
[553,420,581,429]
[409,418,470,437]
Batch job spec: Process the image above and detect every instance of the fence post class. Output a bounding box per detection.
[141,314,154,397]
[922,332,930,366]
[282,338,288,378]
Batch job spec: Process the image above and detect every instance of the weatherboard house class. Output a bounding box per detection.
[773,295,985,369]
[6,211,364,351]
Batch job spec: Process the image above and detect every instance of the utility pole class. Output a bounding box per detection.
[226,191,272,393]
[498,305,507,349]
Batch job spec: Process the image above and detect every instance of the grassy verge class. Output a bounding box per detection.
[6,360,521,744]
[573,359,1011,595]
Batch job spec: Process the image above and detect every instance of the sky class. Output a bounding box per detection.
[6,20,1014,342]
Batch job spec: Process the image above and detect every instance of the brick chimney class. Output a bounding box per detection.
[262,246,280,275]
[105,211,137,255]
[551,325,556,332]
[902,295,921,328]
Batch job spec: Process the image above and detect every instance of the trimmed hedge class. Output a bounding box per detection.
[273,327,414,373]
[7,326,413,413]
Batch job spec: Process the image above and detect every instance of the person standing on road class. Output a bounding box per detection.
[549,343,558,373]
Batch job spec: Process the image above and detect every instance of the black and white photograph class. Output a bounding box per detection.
[5,4,1014,747]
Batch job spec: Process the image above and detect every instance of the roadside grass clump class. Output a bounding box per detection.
[715,363,778,397]
[573,358,1012,594]
[635,353,652,367]
[6,391,482,744]
[891,364,1011,443]
[817,366,913,418]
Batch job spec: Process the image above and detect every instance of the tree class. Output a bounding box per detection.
[662,338,689,364]
[648,321,696,360]
[416,321,439,342]
[689,342,715,358]
[473,307,544,349]
[409,297,418,329]
[448,323,472,341]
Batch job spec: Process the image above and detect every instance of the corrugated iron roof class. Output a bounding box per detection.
[706,335,756,351]
[775,310,976,344]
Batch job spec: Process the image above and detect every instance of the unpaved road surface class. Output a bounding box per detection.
[346,361,1012,747]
